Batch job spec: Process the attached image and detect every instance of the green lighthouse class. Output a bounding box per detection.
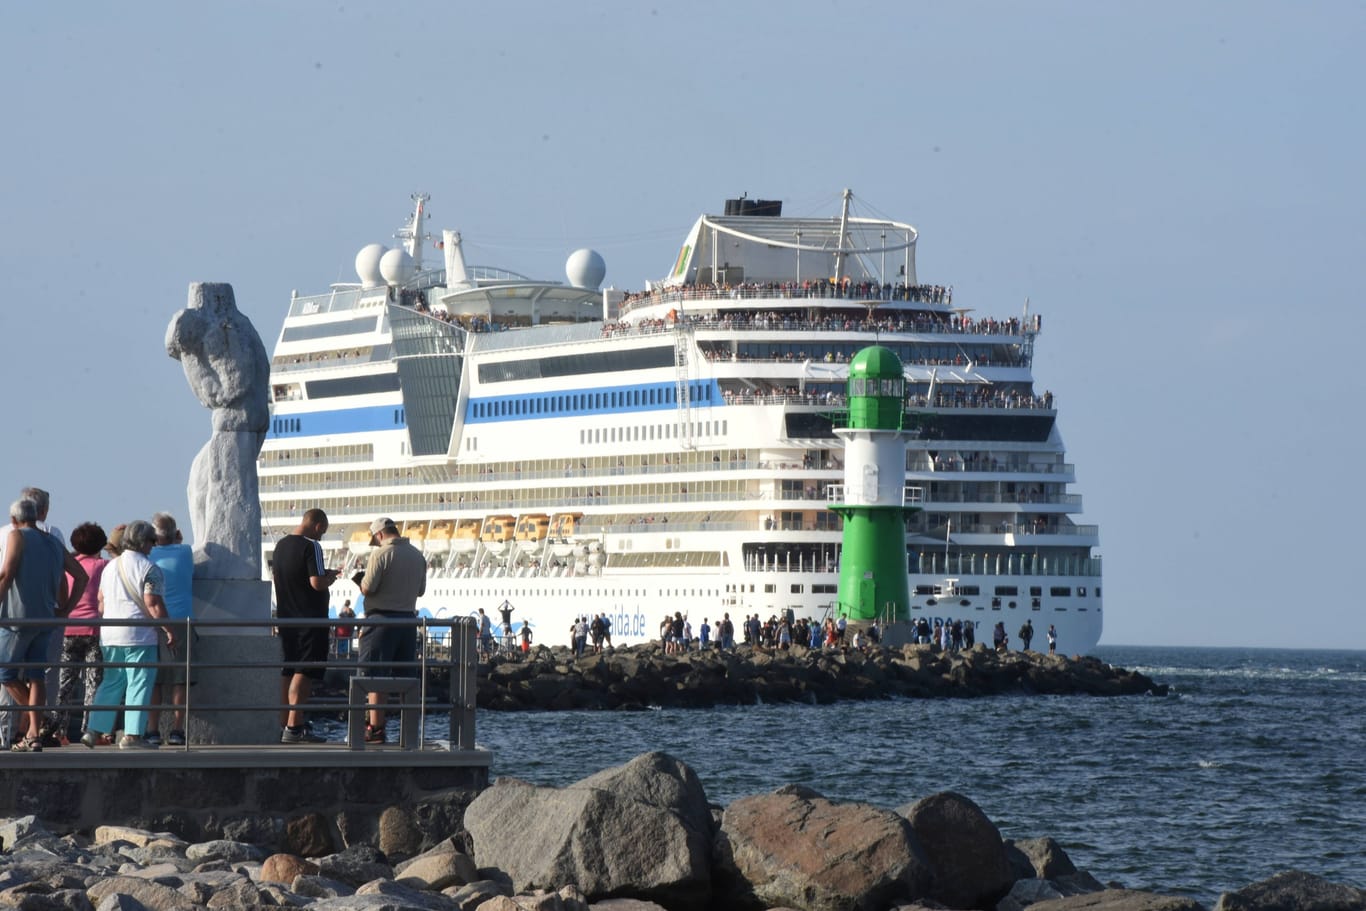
[828,346,920,623]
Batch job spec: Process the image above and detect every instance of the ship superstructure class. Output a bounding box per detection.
[260,191,1103,652]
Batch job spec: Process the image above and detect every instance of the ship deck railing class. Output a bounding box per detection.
[0,616,477,752]
[257,457,1076,490]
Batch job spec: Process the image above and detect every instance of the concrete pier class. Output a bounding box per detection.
[0,743,491,845]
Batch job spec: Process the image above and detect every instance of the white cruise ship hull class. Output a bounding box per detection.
[260,193,1103,656]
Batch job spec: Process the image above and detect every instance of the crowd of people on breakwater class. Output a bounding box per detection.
[0,491,428,752]
[0,487,199,753]
[538,610,1065,662]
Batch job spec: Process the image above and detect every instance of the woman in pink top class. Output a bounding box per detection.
[43,522,108,744]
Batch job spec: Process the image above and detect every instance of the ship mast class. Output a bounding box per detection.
[398,192,430,270]
[833,187,852,286]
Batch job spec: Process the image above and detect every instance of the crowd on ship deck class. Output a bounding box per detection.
[602,310,1035,340]
[620,280,953,309]
[719,384,1053,411]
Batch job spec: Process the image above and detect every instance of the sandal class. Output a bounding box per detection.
[10,736,42,753]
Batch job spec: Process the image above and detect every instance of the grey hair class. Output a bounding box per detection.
[123,520,157,551]
[9,499,38,524]
[152,512,178,543]
[19,487,49,515]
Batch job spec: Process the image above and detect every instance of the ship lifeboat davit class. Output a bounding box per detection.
[480,515,516,555]
[347,528,373,556]
[426,520,453,555]
[514,513,550,554]
[403,520,429,550]
[452,518,481,555]
[549,512,584,558]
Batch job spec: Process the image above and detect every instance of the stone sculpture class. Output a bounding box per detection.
[166,282,270,580]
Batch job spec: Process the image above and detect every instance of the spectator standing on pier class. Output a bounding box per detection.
[1047,624,1057,655]
[2,487,86,749]
[0,499,68,752]
[993,622,1008,652]
[273,508,337,744]
[358,517,425,745]
[336,600,355,658]
[46,523,109,745]
[1019,619,1034,651]
[85,520,171,750]
[963,620,976,649]
[149,513,193,746]
[477,608,493,657]
[699,618,711,651]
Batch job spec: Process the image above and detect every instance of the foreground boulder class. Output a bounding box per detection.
[713,783,933,911]
[898,791,1015,909]
[464,752,713,909]
[1027,890,1207,911]
[1214,870,1366,911]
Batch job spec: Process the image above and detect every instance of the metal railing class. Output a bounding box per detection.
[0,615,477,752]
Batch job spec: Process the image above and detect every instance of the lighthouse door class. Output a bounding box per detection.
[860,463,878,502]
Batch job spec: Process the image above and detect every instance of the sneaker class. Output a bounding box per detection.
[363,724,386,744]
[144,732,163,747]
[80,732,100,749]
[118,735,158,750]
[166,730,186,747]
[281,725,326,744]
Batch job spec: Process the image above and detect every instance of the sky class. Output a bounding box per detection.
[3,2,1363,649]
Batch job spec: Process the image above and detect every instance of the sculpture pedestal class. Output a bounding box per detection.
[186,579,280,745]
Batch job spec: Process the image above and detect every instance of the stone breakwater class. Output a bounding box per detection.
[471,644,1168,711]
[2,751,1361,911]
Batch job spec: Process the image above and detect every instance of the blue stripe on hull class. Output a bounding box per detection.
[466,379,724,424]
[267,405,407,439]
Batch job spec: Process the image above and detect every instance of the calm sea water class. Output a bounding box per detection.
[457,646,1366,903]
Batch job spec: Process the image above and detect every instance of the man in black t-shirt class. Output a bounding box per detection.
[272,508,337,743]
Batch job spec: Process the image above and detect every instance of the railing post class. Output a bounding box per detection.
[450,617,477,750]
[182,617,193,749]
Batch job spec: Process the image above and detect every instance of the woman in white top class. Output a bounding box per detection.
[83,520,173,750]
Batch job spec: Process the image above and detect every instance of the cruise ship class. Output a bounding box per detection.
[259,191,1103,652]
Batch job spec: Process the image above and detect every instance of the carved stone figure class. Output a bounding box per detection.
[166,282,270,579]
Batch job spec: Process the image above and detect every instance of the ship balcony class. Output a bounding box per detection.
[911,460,1075,481]
[916,492,1082,508]
[824,485,923,507]
[931,522,1099,547]
[714,390,1056,415]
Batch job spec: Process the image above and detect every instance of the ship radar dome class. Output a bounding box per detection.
[379,247,416,286]
[566,248,606,289]
[355,243,388,288]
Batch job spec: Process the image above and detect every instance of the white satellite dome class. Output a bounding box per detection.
[565,248,606,290]
[355,243,388,288]
[379,247,415,286]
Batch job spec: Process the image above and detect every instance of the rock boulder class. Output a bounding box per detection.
[464,752,712,910]
[713,783,933,911]
[1214,870,1366,911]
[897,792,1015,909]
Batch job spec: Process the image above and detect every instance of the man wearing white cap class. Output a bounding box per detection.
[357,517,425,744]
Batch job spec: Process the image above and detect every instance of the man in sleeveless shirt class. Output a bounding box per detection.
[272,508,338,743]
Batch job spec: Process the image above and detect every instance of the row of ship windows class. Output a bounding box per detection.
[913,584,1099,598]
[469,382,717,419]
[426,587,723,600]
[582,421,728,445]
